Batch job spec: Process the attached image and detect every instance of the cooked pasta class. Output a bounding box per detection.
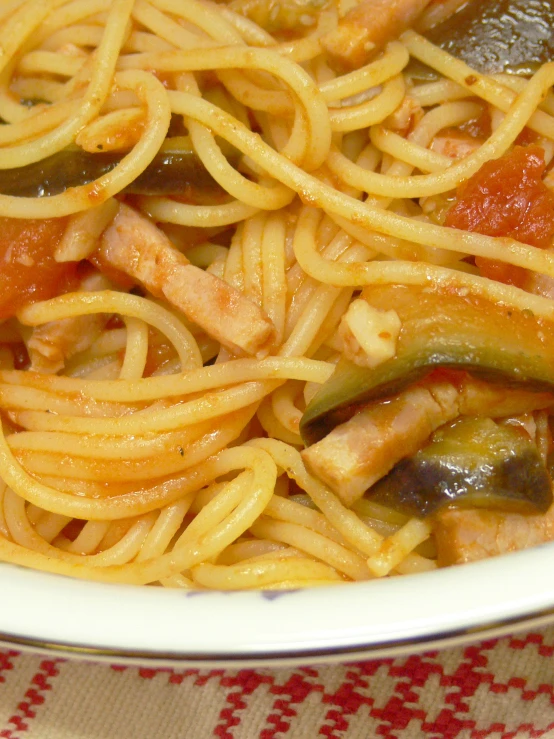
[0,0,553,589]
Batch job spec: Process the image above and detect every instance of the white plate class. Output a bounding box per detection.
[2,543,554,667]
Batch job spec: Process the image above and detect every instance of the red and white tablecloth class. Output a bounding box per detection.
[2,629,554,738]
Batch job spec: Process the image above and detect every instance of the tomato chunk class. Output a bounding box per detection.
[0,217,76,319]
[446,145,554,247]
[445,145,554,285]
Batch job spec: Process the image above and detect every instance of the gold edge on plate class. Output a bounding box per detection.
[2,608,554,669]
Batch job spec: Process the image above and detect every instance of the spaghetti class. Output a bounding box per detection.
[0,0,553,588]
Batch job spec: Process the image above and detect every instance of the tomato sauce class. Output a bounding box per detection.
[0,217,77,320]
[445,145,554,286]
[143,329,178,377]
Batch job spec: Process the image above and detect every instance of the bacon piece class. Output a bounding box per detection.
[301,373,553,507]
[434,505,554,566]
[430,131,483,160]
[301,379,460,507]
[322,0,432,70]
[385,95,424,136]
[26,273,111,374]
[97,204,275,356]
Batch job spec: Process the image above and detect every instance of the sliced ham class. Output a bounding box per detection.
[322,0,432,70]
[434,504,554,566]
[301,374,554,507]
[27,273,111,374]
[385,95,424,136]
[97,204,275,357]
[301,379,460,507]
[430,132,483,160]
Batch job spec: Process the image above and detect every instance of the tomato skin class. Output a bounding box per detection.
[446,145,554,249]
[445,145,554,287]
[473,258,528,288]
[0,217,77,320]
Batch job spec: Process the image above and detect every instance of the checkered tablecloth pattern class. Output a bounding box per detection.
[2,628,554,738]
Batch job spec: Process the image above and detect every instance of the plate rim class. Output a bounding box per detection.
[3,540,554,665]
[2,608,554,668]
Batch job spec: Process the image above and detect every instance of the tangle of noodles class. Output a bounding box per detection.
[0,0,553,589]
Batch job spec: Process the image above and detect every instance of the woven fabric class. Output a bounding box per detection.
[2,629,554,739]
